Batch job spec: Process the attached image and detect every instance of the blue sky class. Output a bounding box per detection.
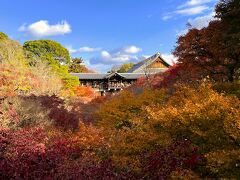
[0,0,217,72]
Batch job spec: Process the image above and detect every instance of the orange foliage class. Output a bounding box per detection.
[73,86,95,97]
[0,64,62,98]
[96,83,240,177]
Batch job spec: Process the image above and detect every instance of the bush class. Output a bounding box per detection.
[96,88,167,130]
[0,96,51,129]
[24,95,80,131]
[96,83,240,178]
[73,86,95,98]
[214,81,240,98]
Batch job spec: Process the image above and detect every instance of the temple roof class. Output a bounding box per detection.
[127,53,170,73]
[71,53,170,80]
[71,73,146,80]
[71,73,107,80]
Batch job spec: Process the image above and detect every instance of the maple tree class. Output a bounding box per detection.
[0,0,240,179]
[173,0,240,82]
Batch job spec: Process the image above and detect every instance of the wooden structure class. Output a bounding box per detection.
[71,53,170,95]
[127,52,170,73]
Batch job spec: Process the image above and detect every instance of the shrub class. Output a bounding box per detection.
[142,140,200,179]
[96,83,240,178]
[73,86,95,98]
[0,128,50,179]
[0,96,51,129]
[96,88,167,130]
[214,81,240,98]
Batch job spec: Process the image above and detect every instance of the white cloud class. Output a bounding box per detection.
[176,6,209,16]
[79,46,101,52]
[179,0,216,8]
[19,20,71,37]
[162,0,216,20]
[176,29,189,36]
[123,46,142,54]
[101,51,111,59]
[84,60,110,73]
[161,54,177,65]
[162,15,173,21]
[176,12,216,36]
[99,50,138,63]
[67,46,101,54]
[90,45,142,67]
[140,55,151,60]
[83,45,142,72]
[188,12,216,29]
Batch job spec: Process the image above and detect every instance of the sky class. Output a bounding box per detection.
[0,0,218,72]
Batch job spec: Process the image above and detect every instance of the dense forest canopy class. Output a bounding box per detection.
[0,0,240,179]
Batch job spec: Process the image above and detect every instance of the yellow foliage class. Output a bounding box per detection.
[0,37,62,96]
[145,84,240,152]
[96,83,240,175]
[205,149,240,177]
[96,88,166,130]
[0,37,27,68]
[170,169,200,180]
[107,128,172,171]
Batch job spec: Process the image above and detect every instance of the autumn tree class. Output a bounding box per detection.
[117,62,134,73]
[96,83,240,178]
[23,40,71,65]
[23,40,79,89]
[174,0,240,82]
[0,32,8,40]
[0,33,62,96]
[68,57,92,73]
[216,0,240,80]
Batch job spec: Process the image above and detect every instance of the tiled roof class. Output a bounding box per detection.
[127,53,170,73]
[119,73,145,79]
[70,53,170,80]
[70,73,146,80]
[70,73,107,80]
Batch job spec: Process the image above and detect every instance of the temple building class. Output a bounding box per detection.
[71,53,170,95]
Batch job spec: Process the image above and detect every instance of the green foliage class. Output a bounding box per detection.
[117,62,134,73]
[216,0,240,52]
[0,33,62,96]
[23,40,78,89]
[0,32,8,39]
[0,33,27,66]
[23,40,70,64]
[68,57,91,73]
[1,0,240,178]
[62,75,79,89]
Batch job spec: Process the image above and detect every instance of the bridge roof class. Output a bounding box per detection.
[70,73,146,80]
